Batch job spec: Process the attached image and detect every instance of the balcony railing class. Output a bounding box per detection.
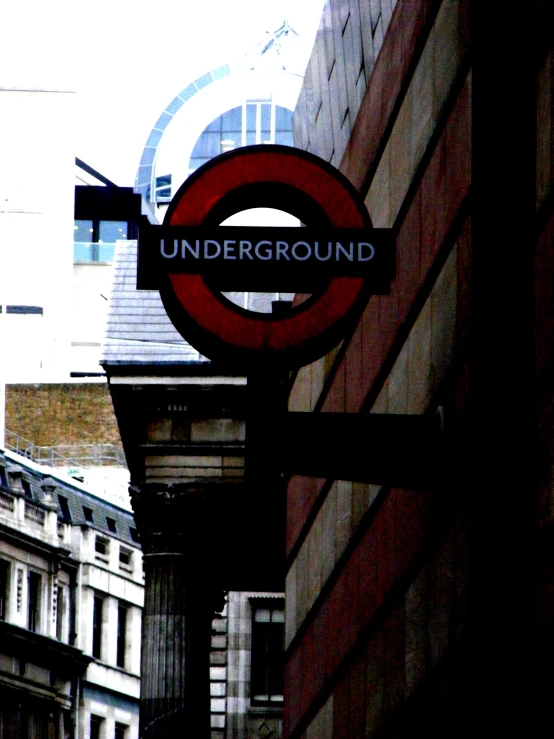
[73,241,116,263]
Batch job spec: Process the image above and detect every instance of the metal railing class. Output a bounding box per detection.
[3,429,127,470]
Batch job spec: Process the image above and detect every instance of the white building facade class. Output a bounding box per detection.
[0,19,316,386]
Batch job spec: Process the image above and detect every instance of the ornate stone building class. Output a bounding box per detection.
[0,447,143,739]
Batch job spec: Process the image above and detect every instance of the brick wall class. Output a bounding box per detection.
[5,383,123,449]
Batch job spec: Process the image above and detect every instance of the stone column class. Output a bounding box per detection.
[130,483,224,739]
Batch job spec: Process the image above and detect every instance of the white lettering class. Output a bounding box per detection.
[315,242,332,261]
[336,241,354,261]
[239,241,254,260]
[224,240,237,259]
[204,240,221,259]
[292,241,312,261]
[276,241,290,260]
[181,239,200,258]
[358,242,375,261]
[255,241,272,260]
[161,238,178,258]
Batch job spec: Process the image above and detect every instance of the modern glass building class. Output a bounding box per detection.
[135,21,304,209]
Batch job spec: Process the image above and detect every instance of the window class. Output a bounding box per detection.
[6,305,43,315]
[129,527,140,543]
[119,546,133,569]
[58,495,71,521]
[75,219,93,241]
[250,602,284,705]
[74,220,94,262]
[99,220,127,243]
[21,479,32,497]
[95,535,109,558]
[28,571,41,632]
[117,603,127,668]
[90,715,103,739]
[145,174,173,202]
[106,517,117,533]
[74,219,128,263]
[114,723,127,739]
[56,586,64,641]
[0,465,7,488]
[92,595,103,658]
[0,559,9,620]
[188,103,293,177]
[83,506,94,523]
[154,174,171,201]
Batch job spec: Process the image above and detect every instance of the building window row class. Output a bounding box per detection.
[0,557,71,642]
[90,715,128,739]
[84,506,138,544]
[94,534,136,573]
[91,593,136,671]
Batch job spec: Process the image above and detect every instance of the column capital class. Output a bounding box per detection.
[129,482,217,556]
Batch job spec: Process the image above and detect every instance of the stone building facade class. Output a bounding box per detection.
[0,447,143,739]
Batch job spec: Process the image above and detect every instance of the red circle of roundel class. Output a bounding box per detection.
[159,145,372,369]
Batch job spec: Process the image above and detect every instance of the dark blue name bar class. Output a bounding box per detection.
[138,226,395,293]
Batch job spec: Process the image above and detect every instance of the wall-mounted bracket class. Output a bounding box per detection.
[248,408,447,490]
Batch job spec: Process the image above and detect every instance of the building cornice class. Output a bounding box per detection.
[0,620,93,675]
[0,522,74,565]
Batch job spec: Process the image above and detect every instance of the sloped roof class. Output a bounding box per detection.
[53,483,138,545]
[101,241,208,366]
[1,450,139,547]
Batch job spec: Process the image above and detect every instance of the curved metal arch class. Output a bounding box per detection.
[135,21,305,203]
[135,64,232,201]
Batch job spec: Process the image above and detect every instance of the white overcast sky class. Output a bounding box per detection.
[1,0,325,186]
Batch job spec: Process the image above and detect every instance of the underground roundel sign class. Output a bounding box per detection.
[138,145,395,370]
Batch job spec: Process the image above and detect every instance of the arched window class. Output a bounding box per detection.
[188,102,293,177]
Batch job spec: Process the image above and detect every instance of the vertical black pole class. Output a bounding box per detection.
[245,368,288,588]
[246,369,288,487]
[468,2,537,734]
